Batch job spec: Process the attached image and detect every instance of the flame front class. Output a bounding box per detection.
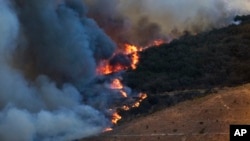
[97,43,142,75]
[110,79,124,89]
[97,40,165,131]
[112,112,122,124]
[152,39,165,46]
[97,40,165,75]
[124,43,142,70]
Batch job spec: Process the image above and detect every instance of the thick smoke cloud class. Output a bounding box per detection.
[0,0,117,140]
[1,0,250,140]
[16,0,116,89]
[85,0,250,46]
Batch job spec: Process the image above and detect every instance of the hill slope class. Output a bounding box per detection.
[83,83,250,141]
[82,15,250,141]
[125,16,250,94]
[117,15,250,123]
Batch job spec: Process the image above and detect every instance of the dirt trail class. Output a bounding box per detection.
[83,84,250,141]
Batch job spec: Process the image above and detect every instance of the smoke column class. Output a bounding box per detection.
[0,0,118,141]
[85,0,250,46]
[1,0,250,141]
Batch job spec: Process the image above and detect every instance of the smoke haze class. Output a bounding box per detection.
[0,0,250,141]
[85,0,250,46]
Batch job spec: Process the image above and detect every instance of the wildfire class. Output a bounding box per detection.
[103,128,113,132]
[121,105,130,111]
[96,61,126,75]
[108,79,148,127]
[98,40,164,131]
[152,39,165,46]
[109,93,147,125]
[124,43,142,70]
[139,93,148,100]
[132,93,148,108]
[111,112,122,124]
[122,93,148,110]
[97,39,165,75]
[110,78,128,98]
[97,43,142,75]
[120,90,128,98]
[110,78,124,89]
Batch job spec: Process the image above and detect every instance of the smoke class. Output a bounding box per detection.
[85,0,250,46]
[16,0,116,89]
[0,0,120,140]
[1,0,250,140]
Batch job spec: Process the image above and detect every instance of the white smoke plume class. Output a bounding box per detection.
[85,0,250,46]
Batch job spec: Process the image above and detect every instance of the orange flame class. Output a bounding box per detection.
[121,105,130,111]
[132,102,140,108]
[132,93,148,108]
[139,93,148,100]
[112,112,122,124]
[110,79,128,98]
[96,39,162,127]
[96,61,126,75]
[110,79,123,89]
[96,43,143,75]
[152,39,165,46]
[124,43,142,70]
[97,39,165,75]
[103,127,113,132]
[124,43,142,54]
[120,90,128,98]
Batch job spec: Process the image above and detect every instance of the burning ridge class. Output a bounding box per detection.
[0,0,250,141]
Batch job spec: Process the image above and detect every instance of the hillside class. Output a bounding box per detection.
[108,16,250,118]
[126,15,250,94]
[83,83,250,141]
[81,15,250,140]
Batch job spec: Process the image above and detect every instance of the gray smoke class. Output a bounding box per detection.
[0,0,119,140]
[1,0,250,140]
[84,0,250,46]
[16,0,116,89]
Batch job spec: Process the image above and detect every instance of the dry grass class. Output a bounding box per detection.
[83,83,250,141]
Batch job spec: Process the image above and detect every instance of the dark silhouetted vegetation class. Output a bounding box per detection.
[117,15,250,122]
[125,16,250,94]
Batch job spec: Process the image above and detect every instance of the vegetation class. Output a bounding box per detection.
[125,15,250,94]
[117,16,250,121]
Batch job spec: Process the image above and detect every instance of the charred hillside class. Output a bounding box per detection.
[125,15,250,94]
